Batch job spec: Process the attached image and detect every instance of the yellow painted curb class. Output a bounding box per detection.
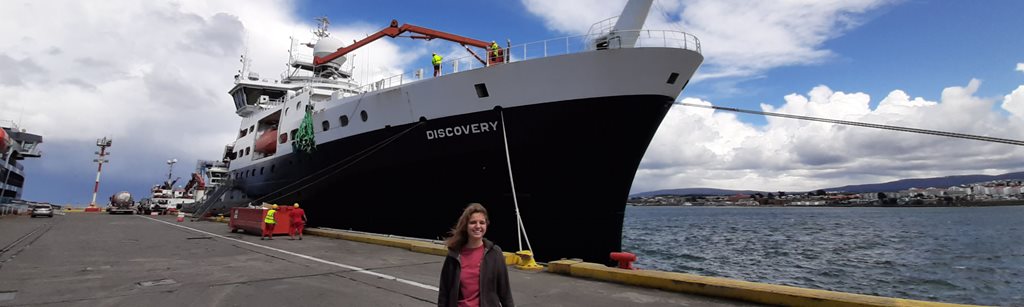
[410,242,449,257]
[503,252,519,265]
[305,228,446,255]
[548,260,985,307]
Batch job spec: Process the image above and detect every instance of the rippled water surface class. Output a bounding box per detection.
[621,206,1024,306]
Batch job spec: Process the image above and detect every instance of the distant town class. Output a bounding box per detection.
[628,179,1024,207]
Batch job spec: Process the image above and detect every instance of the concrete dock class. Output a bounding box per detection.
[0,213,754,306]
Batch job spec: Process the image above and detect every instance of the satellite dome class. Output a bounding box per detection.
[313,36,346,66]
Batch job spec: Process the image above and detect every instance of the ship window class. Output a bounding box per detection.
[260,167,264,175]
[290,129,298,141]
[279,133,288,144]
[666,72,679,84]
[340,115,349,127]
[360,110,368,122]
[322,120,330,131]
[474,83,489,98]
[249,125,254,133]
[239,129,248,138]
[246,147,251,156]
[296,101,302,109]
[285,107,289,116]
[271,165,275,173]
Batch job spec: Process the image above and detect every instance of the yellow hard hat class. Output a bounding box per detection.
[293,203,300,208]
[272,204,279,209]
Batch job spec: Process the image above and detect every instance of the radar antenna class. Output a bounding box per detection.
[313,16,330,38]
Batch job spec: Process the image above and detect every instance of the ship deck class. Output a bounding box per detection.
[0,213,755,306]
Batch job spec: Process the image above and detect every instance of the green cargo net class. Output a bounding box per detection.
[293,104,317,154]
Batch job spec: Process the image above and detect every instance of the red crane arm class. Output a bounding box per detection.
[314,19,492,66]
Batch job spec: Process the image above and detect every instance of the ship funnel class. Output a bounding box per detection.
[610,0,653,48]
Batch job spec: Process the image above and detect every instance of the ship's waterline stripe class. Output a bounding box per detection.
[142,216,440,292]
[426,121,498,140]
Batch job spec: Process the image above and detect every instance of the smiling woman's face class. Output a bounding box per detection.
[467,212,488,240]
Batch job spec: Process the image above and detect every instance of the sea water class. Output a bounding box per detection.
[622,206,1024,306]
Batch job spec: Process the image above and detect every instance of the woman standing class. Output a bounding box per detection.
[438,203,514,307]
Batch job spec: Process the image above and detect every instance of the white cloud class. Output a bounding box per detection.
[0,0,409,201]
[521,0,892,81]
[1017,63,1024,73]
[634,80,1024,193]
[1002,86,1024,119]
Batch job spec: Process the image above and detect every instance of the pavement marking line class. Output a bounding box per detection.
[142,216,440,292]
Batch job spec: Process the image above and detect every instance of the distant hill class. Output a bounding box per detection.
[631,171,1024,197]
[823,171,1024,193]
[631,188,763,198]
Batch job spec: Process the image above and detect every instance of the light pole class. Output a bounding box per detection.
[90,137,112,208]
[166,159,177,181]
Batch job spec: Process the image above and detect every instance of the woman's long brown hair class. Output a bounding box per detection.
[444,203,488,250]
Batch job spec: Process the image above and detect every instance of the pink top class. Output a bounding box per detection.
[458,244,485,307]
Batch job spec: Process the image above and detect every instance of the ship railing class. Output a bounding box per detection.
[348,30,700,96]
[0,119,18,130]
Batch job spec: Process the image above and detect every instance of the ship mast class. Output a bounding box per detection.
[313,16,330,38]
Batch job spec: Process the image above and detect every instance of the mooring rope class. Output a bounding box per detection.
[499,110,534,253]
[676,102,1024,146]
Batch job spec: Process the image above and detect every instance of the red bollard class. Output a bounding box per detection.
[609,252,637,270]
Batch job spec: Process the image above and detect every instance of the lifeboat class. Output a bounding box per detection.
[254,129,277,154]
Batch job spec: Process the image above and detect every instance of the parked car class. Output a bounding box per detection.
[31,204,54,218]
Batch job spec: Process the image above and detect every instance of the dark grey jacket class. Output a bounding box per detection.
[437,239,514,307]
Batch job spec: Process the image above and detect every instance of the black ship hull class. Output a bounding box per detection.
[227,94,674,262]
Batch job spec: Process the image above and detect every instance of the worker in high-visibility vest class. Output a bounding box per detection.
[489,41,501,65]
[262,204,278,240]
[432,52,443,77]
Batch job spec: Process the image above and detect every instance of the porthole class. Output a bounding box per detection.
[322,120,330,131]
[360,110,368,122]
[666,72,680,84]
[474,83,489,98]
[339,115,349,127]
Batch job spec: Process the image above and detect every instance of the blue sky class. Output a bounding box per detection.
[2,0,1024,204]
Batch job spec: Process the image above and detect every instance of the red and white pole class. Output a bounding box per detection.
[90,137,112,207]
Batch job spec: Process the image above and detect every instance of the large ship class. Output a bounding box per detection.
[216,0,702,262]
[0,121,43,203]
